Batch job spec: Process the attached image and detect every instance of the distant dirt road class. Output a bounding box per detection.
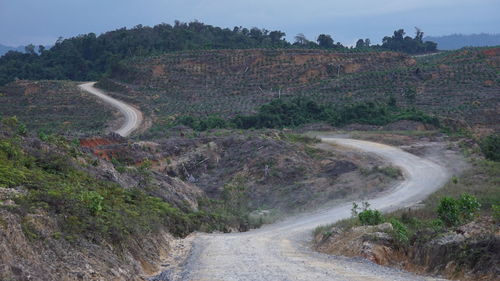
[154,137,451,281]
[78,82,142,137]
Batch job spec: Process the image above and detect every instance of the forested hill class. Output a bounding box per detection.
[0,21,436,85]
[0,22,291,85]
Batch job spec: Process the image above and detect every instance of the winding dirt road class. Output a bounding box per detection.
[78,82,142,137]
[156,137,451,281]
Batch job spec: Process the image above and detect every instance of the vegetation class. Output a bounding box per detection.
[437,193,481,227]
[0,80,113,134]
[381,28,437,54]
[0,22,437,86]
[351,202,385,226]
[0,21,290,85]
[480,133,500,161]
[358,209,384,225]
[170,98,439,131]
[0,117,258,244]
[100,46,498,136]
[422,159,500,215]
[317,155,499,246]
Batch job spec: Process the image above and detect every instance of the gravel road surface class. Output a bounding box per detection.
[79,82,142,137]
[154,137,451,281]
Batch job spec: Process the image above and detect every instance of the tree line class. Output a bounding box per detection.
[0,21,436,85]
[171,97,439,131]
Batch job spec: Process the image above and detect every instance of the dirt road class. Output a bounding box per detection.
[154,137,450,281]
[78,82,142,137]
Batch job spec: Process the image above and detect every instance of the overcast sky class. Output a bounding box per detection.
[1,0,499,46]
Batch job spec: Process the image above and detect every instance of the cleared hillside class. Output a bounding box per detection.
[101,49,413,115]
[101,47,500,133]
[0,80,113,135]
[301,47,500,132]
[1,47,498,135]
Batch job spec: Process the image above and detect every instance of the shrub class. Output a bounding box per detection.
[493,204,500,223]
[437,197,461,226]
[172,98,439,131]
[480,134,500,161]
[458,193,481,221]
[369,166,402,179]
[358,209,384,225]
[389,218,409,244]
[437,193,481,227]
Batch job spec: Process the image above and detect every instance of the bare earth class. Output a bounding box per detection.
[78,82,143,137]
[154,137,451,281]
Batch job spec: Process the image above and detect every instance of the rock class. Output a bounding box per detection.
[374,222,393,232]
[2,199,16,206]
[431,232,466,246]
[352,222,393,234]
[0,187,21,201]
[362,232,393,243]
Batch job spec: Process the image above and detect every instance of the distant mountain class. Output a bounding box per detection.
[0,44,25,56]
[424,33,500,50]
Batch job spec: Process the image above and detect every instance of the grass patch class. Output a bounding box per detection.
[316,157,499,246]
[360,165,402,179]
[279,133,319,144]
[420,159,500,215]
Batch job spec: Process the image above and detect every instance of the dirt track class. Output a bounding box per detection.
[153,137,451,281]
[78,82,142,137]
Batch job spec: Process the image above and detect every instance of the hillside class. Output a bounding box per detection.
[0,117,403,280]
[425,34,500,50]
[100,49,412,116]
[1,46,498,281]
[0,80,113,135]
[0,22,292,85]
[301,47,500,132]
[100,47,500,134]
[1,47,498,136]
[0,22,436,86]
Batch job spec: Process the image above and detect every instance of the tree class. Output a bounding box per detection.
[381,28,437,54]
[394,29,405,40]
[0,21,294,85]
[249,27,264,41]
[317,34,334,48]
[269,31,285,43]
[294,33,309,46]
[24,44,36,55]
[414,27,424,42]
[480,134,500,161]
[356,39,365,48]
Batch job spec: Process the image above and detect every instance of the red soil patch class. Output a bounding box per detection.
[80,138,118,147]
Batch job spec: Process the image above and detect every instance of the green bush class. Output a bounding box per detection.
[0,124,231,242]
[437,197,461,226]
[437,193,481,227]
[492,204,500,223]
[358,209,384,225]
[458,193,481,221]
[172,98,439,131]
[480,134,500,161]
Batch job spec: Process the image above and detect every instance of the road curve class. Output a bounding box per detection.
[78,82,142,137]
[160,137,451,281]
